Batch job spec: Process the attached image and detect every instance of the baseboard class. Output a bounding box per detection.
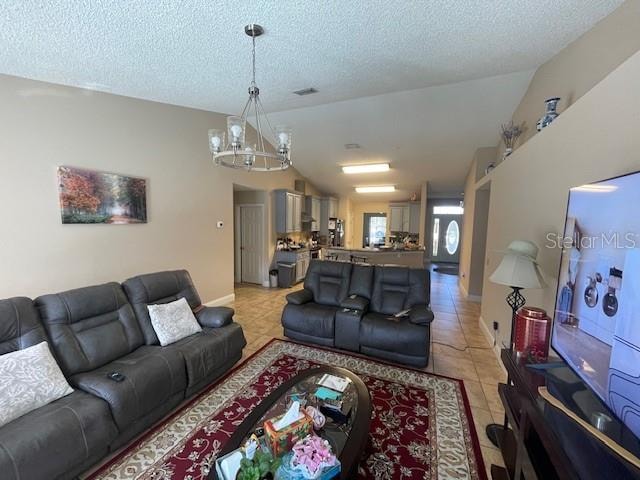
[205,293,235,307]
[459,282,482,303]
[478,315,508,375]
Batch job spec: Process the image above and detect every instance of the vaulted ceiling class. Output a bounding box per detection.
[0,0,624,199]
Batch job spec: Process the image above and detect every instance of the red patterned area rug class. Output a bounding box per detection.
[89,339,486,480]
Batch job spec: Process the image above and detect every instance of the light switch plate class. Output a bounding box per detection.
[216,221,224,228]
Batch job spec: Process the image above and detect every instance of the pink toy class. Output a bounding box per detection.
[290,435,337,479]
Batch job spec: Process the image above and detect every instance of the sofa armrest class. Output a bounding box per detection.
[340,295,369,312]
[286,289,313,305]
[195,306,234,328]
[409,304,434,326]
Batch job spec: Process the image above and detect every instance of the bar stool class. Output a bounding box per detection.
[350,255,368,264]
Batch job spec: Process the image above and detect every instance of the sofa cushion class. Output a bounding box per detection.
[0,297,46,355]
[304,260,352,307]
[0,390,117,480]
[70,345,187,430]
[370,266,429,315]
[35,283,144,377]
[123,270,204,345]
[161,323,246,394]
[282,302,338,339]
[195,306,234,328]
[0,341,74,428]
[349,264,375,299]
[148,297,202,346]
[360,312,430,358]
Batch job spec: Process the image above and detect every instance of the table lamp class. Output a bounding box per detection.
[490,240,547,351]
[486,239,546,446]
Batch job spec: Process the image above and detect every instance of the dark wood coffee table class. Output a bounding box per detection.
[209,366,372,480]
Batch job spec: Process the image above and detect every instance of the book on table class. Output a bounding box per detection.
[317,374,350,393]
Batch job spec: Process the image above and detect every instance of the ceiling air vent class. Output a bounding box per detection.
[293,87,318,96]
[344,143,362,150]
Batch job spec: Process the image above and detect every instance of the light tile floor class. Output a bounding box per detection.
[230,268,506,478]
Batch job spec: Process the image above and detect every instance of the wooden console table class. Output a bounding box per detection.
[491,349,640,480]
[491,349,577,480]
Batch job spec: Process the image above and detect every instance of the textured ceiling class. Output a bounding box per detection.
[267,70,534,201]
[0,0,623,198]
[0,0,623,113]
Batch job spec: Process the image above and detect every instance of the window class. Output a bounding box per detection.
[445,220,460,255]
[433,205,464,215]
[432,218,440,256]
[368,216,387,246]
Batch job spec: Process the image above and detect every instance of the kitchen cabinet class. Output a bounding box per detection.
[389,204,408,232]
[389,202,420,233]
[293,194,302,232]
[275,190,303,233]
[305,196,321,231]
[320,197,339,234]
[275,249,310,283]
[295,250,310,282]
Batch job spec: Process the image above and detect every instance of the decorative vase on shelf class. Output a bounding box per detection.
[485,162,496,176]
[537,97,560,131]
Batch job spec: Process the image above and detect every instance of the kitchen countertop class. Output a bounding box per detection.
[324,246,425,253]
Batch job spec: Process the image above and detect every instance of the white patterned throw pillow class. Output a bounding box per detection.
[0,341,74,427]
[147,297,202,346]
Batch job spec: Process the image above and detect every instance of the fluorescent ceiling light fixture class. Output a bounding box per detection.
[355,185,396,193]
[342,163,390,174]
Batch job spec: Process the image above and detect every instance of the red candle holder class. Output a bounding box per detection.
[514,306,551,362]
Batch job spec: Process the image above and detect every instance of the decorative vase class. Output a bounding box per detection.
[514,306,551,362]
[537,97,560,131]
[485,162,496,176]
[502,147,513,161]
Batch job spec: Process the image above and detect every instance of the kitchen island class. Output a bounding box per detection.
[323,247,425,268]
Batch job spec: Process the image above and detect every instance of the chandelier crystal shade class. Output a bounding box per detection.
[208,24,291,171]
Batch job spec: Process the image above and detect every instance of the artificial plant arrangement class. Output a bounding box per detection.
[236,450,281,480]
[500,121,523,159]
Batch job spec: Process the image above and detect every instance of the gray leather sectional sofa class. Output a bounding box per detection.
[0,270,246,480]
[281,260,434,367]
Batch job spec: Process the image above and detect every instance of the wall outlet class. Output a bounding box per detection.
[492,321,499,331]
[216,221,224,228]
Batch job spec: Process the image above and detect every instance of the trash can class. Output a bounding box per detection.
[277,262,296,288]
[269,269,278,288]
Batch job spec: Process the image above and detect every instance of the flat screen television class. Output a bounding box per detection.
[552,171,640,440]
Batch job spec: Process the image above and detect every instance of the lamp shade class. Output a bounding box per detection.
[490,240,546,289]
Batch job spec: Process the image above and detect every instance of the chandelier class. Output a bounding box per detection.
[208,24,292,171]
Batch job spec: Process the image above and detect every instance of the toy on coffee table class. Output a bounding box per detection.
[289,435,338,479]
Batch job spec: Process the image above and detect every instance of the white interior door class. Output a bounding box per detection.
[240,205,263,284]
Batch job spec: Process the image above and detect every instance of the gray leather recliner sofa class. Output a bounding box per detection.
[0,270,245,480]
[282,260,434,367]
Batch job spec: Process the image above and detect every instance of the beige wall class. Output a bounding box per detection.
[338,196,354,248]
[459,158,478,296]
[0,74,320,301]
[497,0,640,158]
[459,147,496,297]
[481,49,640,348]
[418,182,428,246]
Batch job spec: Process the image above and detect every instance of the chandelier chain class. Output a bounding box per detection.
[251,33,256,86]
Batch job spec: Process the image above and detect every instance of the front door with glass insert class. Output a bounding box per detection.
[431,206,462,263]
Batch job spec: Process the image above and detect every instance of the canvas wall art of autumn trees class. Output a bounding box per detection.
[58,166,147,224]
